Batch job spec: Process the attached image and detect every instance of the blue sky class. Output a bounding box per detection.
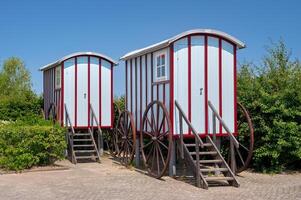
[0,0,300,97]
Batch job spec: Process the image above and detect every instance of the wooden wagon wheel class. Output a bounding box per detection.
[107,107,121,157]
[115,110,136,166]
[140,101,172,179]
[235,102,254,173]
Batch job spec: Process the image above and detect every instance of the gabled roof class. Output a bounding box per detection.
[39,52,118,71]
[120,29,246,60]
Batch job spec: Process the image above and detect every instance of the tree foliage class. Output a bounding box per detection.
[238,40,301,172]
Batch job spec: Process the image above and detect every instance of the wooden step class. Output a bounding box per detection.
[74,133,90,136]
[200,168,228,172]
[74,150,96,153]
[73,139,92,142]
[205,176,234,181]
[73,144,94,147]
[185,143,212,147]
[199,159,223,164]
[75,155,98,159]
[190,151,217,155]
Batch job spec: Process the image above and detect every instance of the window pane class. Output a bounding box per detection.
[157,66,161,77]
[157,56,160,66]
[162,55,165,65]
[162,65,165,76]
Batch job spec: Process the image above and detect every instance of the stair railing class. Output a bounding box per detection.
[175,100,205,188]
[64,104,76,164]
[89,104,103,158]
[208,100,239,173]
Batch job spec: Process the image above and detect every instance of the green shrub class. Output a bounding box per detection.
[0,122,66,171]
[238,40,301,172]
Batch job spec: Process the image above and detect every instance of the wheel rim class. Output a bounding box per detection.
[140,101,172,178]
[115,110,136,166]
[235,102,254,173]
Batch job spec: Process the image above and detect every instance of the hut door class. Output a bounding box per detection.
[77,56,89,127]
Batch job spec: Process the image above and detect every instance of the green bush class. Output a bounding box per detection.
[238,40,301,172]
[0,121,66,171]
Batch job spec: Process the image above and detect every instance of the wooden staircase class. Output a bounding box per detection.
[72,131,100,163]
[175,100,239,189]
[64,104,101,164]
[181,136,239,189]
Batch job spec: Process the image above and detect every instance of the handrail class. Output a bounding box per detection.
[64,104,76,163]
[89,104,103,156]
[208,101,239,148]
[175,100,203,188]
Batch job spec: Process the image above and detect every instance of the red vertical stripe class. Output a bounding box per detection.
[111,62,114,127]
[204,36,208,134]
[151,53,154,127]
[140,56,142,131]
[219,38,223,134]
[234,45,238,134]
[75,57,78,127]
[99,59,102,126]
[169,44,174,135]
[61,62,64,126]
[163,83,166,133]
[145,55,148,131]
[130,59,133,113]
[125,60,128,110]
[88,56,91,127]
[135,58,138,130]
[188,36,192,134]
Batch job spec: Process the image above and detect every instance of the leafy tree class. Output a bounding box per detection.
[238,40,301,172]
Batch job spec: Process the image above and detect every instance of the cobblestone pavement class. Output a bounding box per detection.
[0,156,300,200]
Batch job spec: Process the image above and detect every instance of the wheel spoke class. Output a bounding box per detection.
[156,143,160,175]
[143,131,154,138]
[143,140,154,149]
[151,107,157,132]
[157,139,168,150]
[146,144,154,163]
[146,117,156,133]
[158,130,169,139]
[157,143,166,166]
[158,112,166,134]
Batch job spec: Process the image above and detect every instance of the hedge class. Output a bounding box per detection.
[0,122,66,171]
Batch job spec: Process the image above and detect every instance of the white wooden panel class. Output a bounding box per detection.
[101,59,112,126]
[136,57,141,130]
[141,55,146,124]
[90,57,100,124]
[191,36,205,134]
[63,59,75,126]
[208,37,220,133]
[77,56,88,126]
[126,60,131,112]
[222,41,235,133]
[174,37,188,135]
[131,58,136,122]
[146,54,152,132]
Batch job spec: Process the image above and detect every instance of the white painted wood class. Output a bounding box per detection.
[208,37,220,134]
[77,56,88,126]
[127,60,131,112]
[63,59,75,126]
[191,36,205,134]
[101,59,112,126]
[146,54,152,132]
[222,41,235,133]
[131,58,136,124]
[141,55,146,127]
[136,57,141,130]
[90,57,100,123]
[174,37,188,135]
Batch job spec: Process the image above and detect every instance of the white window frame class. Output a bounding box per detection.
[154,52,168,82]
[55,65,61,89]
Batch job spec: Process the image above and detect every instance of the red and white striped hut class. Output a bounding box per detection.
[118,30,252,186]
[40,52,118,128]
[120,29,245,137]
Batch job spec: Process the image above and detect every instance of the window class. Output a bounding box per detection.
[55,66,61,89]
[155,54,166,81]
